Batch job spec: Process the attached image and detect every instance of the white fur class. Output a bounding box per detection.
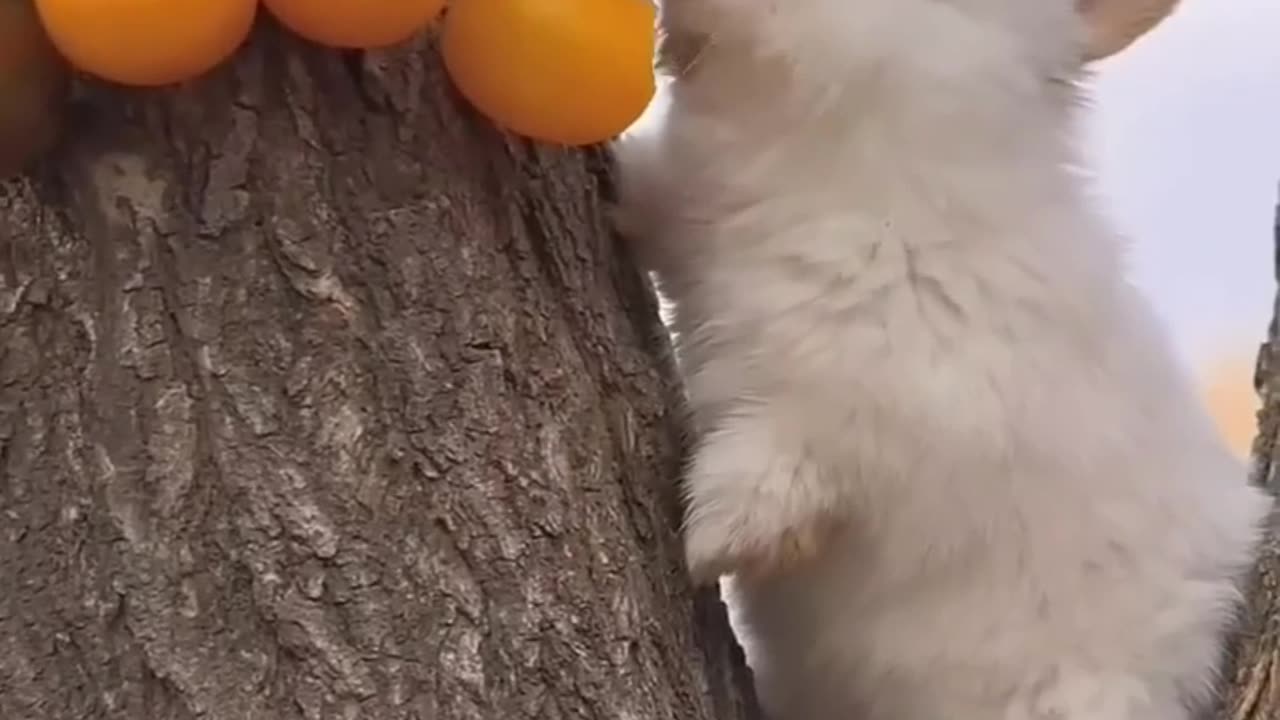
[612,1,1273,719]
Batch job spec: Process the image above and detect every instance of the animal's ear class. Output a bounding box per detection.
[1078,0,1179,61]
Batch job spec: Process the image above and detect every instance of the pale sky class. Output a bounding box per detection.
[1084,0,1280,370]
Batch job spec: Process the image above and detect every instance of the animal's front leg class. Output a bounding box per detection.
[682,413,847,584]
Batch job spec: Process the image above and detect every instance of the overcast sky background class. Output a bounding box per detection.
[1084,0,1279,373]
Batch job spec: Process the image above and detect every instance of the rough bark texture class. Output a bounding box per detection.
[1221,188,1280,720]
[0,23,759,720]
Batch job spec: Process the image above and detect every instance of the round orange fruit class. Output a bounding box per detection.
[1200,355,1259,459]
[34,0,256,87]
[264,0,446,49]
[441,0,656,147]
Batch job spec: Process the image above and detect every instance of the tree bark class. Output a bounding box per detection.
[0,23,759,720]
[1220,187,1280,720]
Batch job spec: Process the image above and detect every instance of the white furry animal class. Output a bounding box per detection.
[612,1,1273,719]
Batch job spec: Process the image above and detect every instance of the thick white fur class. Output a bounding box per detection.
[612,1,1274,719]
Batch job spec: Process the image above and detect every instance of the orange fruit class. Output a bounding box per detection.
[1200,355,1259,458]
[441,0,656,147]
[0,0,69,176]
[34,0,256,87]
[264,0,445,49]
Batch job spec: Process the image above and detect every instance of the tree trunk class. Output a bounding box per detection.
[0,24,759,720]
[1222,188,1280,720]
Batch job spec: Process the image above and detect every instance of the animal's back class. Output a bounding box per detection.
[721,304,1263,719]
[613,2,1272,719]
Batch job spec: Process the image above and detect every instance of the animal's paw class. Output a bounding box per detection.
[684,506,841,585]
[681,426,844,585]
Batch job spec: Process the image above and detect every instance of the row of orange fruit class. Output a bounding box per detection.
[16,0,656,150]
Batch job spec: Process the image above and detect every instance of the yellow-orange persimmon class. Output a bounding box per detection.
[264,0,445,49]
[1200,356,1259,459]
[34,0,255,87]
[442,0,656,147]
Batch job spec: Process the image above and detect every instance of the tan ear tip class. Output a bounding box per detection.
[1081,0,1181,61]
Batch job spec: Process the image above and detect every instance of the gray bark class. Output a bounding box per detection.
[1223,188,1280,720]
[0,24,758,720]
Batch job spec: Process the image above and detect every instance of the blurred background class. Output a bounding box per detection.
[1085,0,1279,457]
